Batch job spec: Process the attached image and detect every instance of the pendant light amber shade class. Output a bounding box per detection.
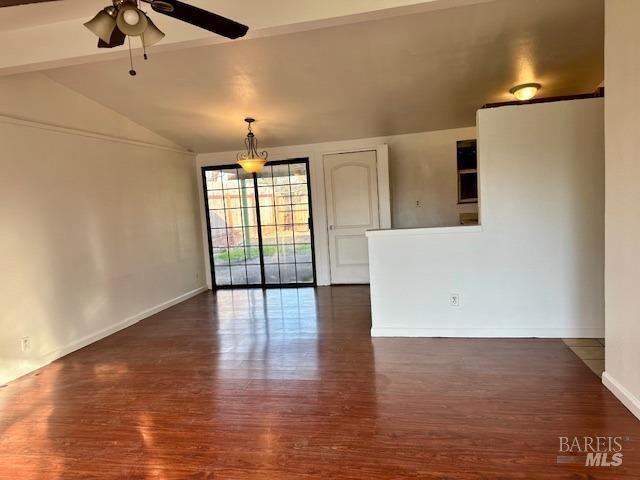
[237,158,268,174]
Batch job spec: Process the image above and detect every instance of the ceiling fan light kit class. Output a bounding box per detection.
[79,0,249,75]
[6,0,248,74]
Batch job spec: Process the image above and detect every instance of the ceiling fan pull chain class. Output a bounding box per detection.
[127,36,137,76]
[137,0,145,61]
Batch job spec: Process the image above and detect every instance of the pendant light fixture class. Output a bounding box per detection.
[236,118,269,173]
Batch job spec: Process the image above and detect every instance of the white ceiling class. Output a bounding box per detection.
[42,0,603,153]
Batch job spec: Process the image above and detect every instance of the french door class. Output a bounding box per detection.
[202,159,316,289]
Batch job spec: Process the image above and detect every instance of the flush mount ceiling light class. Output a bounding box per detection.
[510,83,542,101]
[236,118,269,174]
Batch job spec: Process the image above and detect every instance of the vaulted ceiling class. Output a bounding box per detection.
[4,0,604,152]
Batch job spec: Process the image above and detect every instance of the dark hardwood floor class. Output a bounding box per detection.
[0,286,638,479]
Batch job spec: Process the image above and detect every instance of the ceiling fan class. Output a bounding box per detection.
[1,0,249,75]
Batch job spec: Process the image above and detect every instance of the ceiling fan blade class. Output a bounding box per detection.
[150,0,248,39]
[0,0,59,6]
[98,27,126,49]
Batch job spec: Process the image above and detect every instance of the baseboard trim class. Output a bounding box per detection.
[602,372,640,421]
[370,327,605,338]
[2,286,207,386]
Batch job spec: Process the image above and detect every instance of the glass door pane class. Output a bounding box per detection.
[203,159,315,288]
[257,162,314,285]
[205,167,261,287]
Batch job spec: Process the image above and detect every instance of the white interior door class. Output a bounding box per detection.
[324,150,380,284]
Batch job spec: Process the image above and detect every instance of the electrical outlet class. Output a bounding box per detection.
[21,336,31,353]
[449,293,461,307]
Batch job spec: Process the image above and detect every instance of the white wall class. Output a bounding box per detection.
[0,73,206,385]
[602,0,640,419]
[197,127,475,286]
[368,98,604,338]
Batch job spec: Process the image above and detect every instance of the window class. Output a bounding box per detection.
[457,139,478,204]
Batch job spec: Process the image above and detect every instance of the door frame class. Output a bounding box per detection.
[201,157,318,290]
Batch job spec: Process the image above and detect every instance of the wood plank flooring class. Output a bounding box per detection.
[0,286,638,479]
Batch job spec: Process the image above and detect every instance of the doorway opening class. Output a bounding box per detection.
[202,158,316,289]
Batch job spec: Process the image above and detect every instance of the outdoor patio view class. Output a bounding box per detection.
[204,160,315,287]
